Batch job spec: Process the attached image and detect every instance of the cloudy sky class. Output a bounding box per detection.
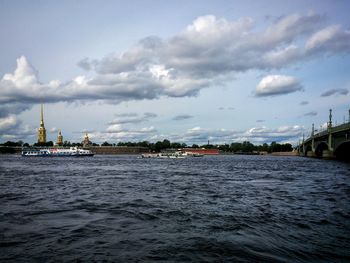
[1,0,349,145]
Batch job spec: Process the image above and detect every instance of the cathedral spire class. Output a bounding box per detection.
[38,104,47,144]
[40,104,44,126]
[56,130,63,146]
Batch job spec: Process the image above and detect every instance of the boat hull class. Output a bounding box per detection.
[21,154,94,157]
[21,147,94,157]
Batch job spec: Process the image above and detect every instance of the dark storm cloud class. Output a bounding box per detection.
[304,111,318,116]
[172,114,193,121]
[320,88,348,97]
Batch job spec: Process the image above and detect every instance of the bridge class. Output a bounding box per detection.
[300,109,350,161]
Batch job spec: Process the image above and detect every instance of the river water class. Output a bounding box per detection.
[0,155,349,262]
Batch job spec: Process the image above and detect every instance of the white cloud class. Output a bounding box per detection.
[149,64,171,79]
[306,25,350,53]
[106,124,123,133]
[75,118,306,146]
[1,13,349,119]
[50,127,59,133]
[261,13,325,46]
[3,56,38,88]
[114,113,138,118]
[0,115,18,132]
[188,126,203,133]
[167,125,305,145]
[140,126,155,133]
[92,125,157,142]
[0,115,35,141]
[241,125,304,143]
[262,45,302,68]
[255,75,303,97]
[108,112,157,125]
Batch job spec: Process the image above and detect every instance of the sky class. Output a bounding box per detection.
[0,0,350,145]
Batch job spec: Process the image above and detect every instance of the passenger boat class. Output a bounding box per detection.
[22,147,94,157]
[141,152,186,159]
[141,151,203,159]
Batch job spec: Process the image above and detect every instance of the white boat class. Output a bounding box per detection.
[141,153,161,158]
[182,151,204,157]
[141,150,204,159]
[22,147,94,157]
[141,151,186,159]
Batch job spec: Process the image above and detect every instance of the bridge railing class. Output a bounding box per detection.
[330,122,350,133]
[304,122,350,142]
[313,130,328,138]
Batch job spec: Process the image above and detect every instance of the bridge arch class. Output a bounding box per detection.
[304,145,312,156]
[315,142,328,158]
[334,141,350,161]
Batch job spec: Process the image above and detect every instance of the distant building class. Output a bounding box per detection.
[82,133,92,147]
[183,148,220,155]
[37,104,46,144]
[56,131,63,146]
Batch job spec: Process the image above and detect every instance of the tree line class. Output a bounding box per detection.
[0,139,293,153]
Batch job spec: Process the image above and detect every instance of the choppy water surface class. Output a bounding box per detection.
[0,155,349,262]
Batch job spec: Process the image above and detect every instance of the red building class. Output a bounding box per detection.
[184,148,220,155]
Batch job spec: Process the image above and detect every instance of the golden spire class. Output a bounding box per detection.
[40,103,44,127]
[82,132,91,146]
[38,103,46,143]
[56,130,63,146]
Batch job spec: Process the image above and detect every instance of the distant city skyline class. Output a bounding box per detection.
[0,0,349,145]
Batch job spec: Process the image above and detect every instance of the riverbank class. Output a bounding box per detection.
[0,146,299,156]
[270,151,299,156]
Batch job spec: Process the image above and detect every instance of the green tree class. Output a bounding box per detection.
[162,139,171,149]
[33,141,54,147]
[241,141,255,152]
[219,144,230,152]
[3,141,23,147]
[230,142,242,152]
[154,141,164,152]
[270,141,282,152]
[63,141,71,147]
[170,142,182,149]
[138,141,150,148]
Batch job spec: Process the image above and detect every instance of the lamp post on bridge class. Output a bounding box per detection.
[328,109,332,130]
[301,133,305,156]
[324,109,334,158]
[302,133,304,145]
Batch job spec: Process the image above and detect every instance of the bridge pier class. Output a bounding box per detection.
[306,151,316,157]
[322,150,335,159]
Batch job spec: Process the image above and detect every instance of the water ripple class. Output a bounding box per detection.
[0,154,349,262]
